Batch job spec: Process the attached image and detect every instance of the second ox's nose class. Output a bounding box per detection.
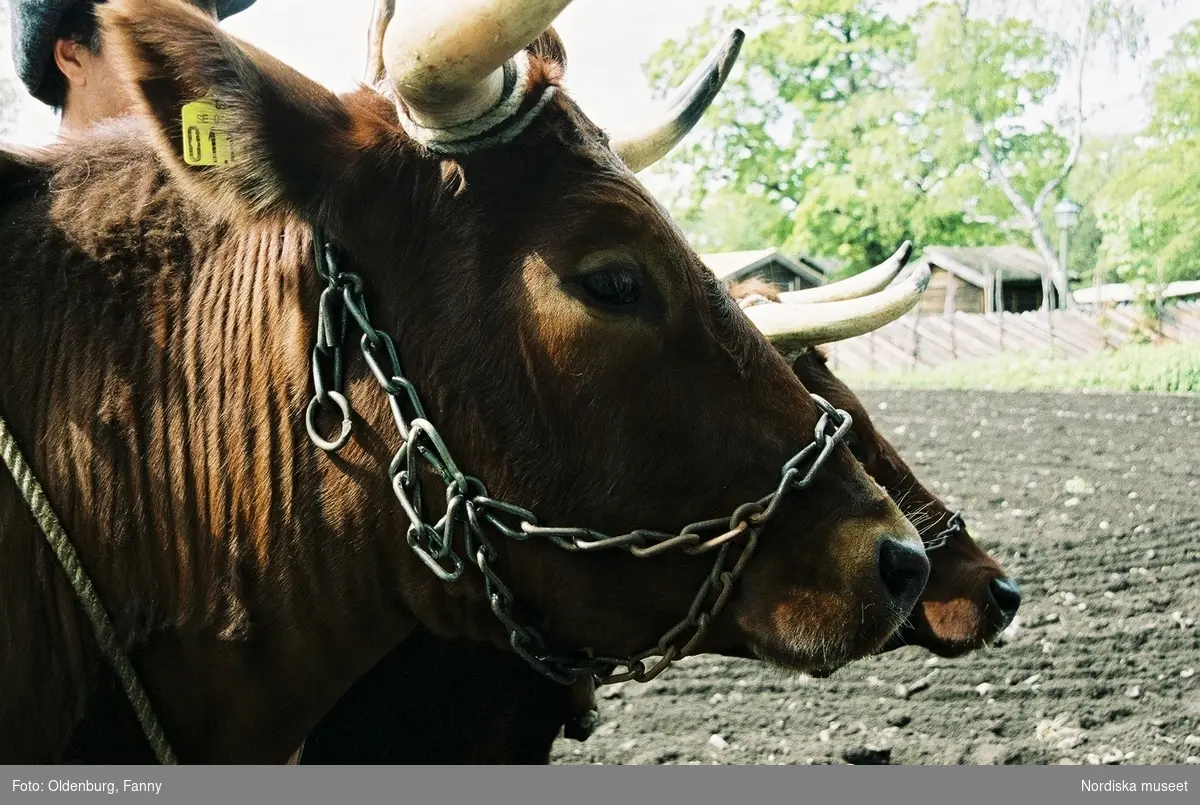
[878,538,930,612]
[989,576,1022,626]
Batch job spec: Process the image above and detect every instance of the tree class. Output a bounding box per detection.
[1093,20,1200,288]
[644,0,1009,271]
[916,0,1169,309]
[1147,17,1200,143]
[645,0,1176,294]
[670,187,791,252]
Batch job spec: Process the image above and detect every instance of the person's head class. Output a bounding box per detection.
[45,2,128,126]
[10,0,247,132]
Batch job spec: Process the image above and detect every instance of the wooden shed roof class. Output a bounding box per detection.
[698,248,827,286]
[917,245,1073,288]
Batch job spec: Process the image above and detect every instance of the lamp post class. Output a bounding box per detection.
[1054,198,1082,310]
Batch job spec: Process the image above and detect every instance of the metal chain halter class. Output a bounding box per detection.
[923,510,964,552]
[303,233,853,686]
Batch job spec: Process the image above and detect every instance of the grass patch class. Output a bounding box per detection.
[840,342,1200,393]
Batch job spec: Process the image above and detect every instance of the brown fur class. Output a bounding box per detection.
[293,324,1016,766]
[72,332,1018,765]
[0,0,919,762]
[726,277,782,305]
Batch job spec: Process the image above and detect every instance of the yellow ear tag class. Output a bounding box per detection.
[181,98,234,166]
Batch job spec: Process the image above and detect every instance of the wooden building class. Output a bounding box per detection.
[699,248,827,292]
[1073,280,1200,306]
[914,245,1059,315]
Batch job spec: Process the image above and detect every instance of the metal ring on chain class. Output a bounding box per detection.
[306,391,353,452]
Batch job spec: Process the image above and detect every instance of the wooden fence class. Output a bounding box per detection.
[824,301,1200,375]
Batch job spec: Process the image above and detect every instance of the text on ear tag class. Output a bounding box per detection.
[181,99,234,166]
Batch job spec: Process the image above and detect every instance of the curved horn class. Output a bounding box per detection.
[778,241,913,305]
[364,0,395,85]
[384,0,575,129]
[612,29,745,173]
[743,259,931,351]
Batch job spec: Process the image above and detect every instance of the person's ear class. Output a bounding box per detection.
[53,38,92,86]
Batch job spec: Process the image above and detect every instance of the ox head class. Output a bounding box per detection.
[793,350,1021,656]
[730,265,1021,656]
[99,0,929,678]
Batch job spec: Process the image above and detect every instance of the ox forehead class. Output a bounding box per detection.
[0,0,927,762]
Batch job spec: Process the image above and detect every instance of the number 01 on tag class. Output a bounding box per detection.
[181,99,234,166]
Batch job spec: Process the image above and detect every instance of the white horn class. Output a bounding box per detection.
[778,241,913,305]
[743,259,931,351]
[612,29,745,173]
[384,0,574,129]
[364,0,395,85]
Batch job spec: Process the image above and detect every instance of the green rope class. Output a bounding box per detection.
[0,411,177,764]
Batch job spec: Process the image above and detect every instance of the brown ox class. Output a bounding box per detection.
[0,0,929,762]
[295,276,1021,765]
[68,335,1018,764]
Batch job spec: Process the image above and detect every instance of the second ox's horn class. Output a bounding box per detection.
[743,255,931,351]
[383,0,574,134]
[612,28,745,173]
[778,241,913,305]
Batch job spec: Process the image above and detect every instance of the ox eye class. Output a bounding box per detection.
[580,265,642,308]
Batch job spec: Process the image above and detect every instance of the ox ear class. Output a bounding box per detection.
[98,0,367,222]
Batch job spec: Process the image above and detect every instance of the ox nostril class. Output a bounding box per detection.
[990,576,1022,623]
[878,539,930,607]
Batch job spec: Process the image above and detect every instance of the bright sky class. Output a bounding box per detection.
[2,0,1197,147]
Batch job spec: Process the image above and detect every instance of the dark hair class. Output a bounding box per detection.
[42,1,105,113]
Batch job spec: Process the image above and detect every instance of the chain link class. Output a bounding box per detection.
[306,239,354,451]
[923,510,964,552]
[304,231,853,686]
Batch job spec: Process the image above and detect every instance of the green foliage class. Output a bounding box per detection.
[842,342,1200,393]
[1092,20,1200,287]
[645,0,1190,291]
[645,0,1011,268]
[643,0,1088,268]
[1149,19,1200,142]
[916,4,1064,136]
[1060,135,1139,284]
[670,187,791,252]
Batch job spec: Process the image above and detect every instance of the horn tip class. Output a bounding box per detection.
[724,29,746,59]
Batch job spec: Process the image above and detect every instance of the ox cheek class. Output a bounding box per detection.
[728,465,927,674]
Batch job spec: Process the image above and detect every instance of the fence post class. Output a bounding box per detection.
[910,307,921,372]
[1047,306,1056,359]
[1156,260,1165,340]
[950,309,957,361]
[1096,267,1109,351]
